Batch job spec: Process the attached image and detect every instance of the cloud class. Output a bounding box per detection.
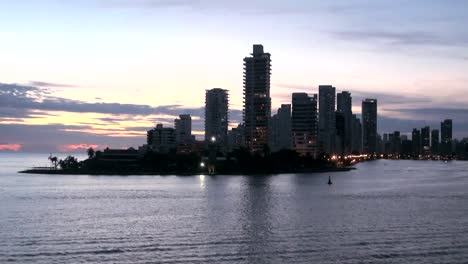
[1,83,200,116]
[0,144,22,152]
[383,108,468,122]
[58,144,100,152]
[28,81,79,88]
[333,30,468,48]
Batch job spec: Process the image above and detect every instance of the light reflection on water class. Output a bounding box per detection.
[1,153,468,263]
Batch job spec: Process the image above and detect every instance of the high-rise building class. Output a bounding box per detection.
[441,119,453,156]
[412,128,421,156]
[421,126,430,155]
[174,114,192,144]
[205,88,229,147]
[147,124,176,153]
[337,91,352,155]
[270,104,292,152]
[335,112,346,155]
[243,44,272,152]
[431,129,440,155]
[319,85,336,154]
[292,93,318,157]
[362,99,378,154]
[351,115,362,154]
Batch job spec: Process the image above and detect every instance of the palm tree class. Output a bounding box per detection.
[87,147,95,159]
[48,154,58,170]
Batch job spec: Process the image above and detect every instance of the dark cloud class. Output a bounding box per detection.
[1,83,200,116]
[28,81,79,88]
[334,30,468,48]
[384,108,468,122]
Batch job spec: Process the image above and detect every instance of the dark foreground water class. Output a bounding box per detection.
[1,153,468,263]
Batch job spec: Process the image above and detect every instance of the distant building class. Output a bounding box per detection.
[147,124,176,153]
[270,104,292,152]
[351,115,362,154]
[431,129,440,155]
[362,99,378,154]
[441,119,453,156]
[335,111,345,155]
[412,128,421,156]
[96,148,142,164]
[401,139,412,157]
[174,114,192,144]
[205,88,229,148]
[227,123,245,151]
[387,131,401,155]
[292,93,318,157]
[243,44,272,153]
[337,91,352,155]
[421,126,430,155]
[319,85,336,154]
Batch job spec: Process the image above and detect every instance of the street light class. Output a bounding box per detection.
[200,162,205,168]
[211,136,216,143]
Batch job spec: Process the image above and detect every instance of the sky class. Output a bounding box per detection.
[1,0,467,152]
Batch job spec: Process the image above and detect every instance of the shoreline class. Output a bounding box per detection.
[18,166,356,176]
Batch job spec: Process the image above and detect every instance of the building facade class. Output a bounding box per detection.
[243,44,272,153]
[337,91,352,155]
[147,124,176,153]
[174,114,192,144]
[441,119,453,156]
[292,93,318,157]
[270,104,292,152]
[205,88,229,148]
[362,99,378,154]
[318,85,336,154]
[431,129,440,155]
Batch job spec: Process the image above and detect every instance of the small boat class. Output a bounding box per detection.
[328,176,333,185]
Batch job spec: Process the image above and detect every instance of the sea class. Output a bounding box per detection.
[1,153,468,263]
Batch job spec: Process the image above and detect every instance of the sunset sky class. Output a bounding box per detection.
[1,0,467,152]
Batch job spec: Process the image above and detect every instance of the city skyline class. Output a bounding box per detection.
[1,0,468,152]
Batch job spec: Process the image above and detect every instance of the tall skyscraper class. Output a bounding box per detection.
[351,114,362,154]
[421,126,430,155]
[441,119,453,156]
[337,91,352,155]
[319,85,336,154]
[412,128,421,156]
[431,129,440,155]
[205,88,229,147]
[243,44,272,152]
[292,93,318,157]
[270,104,292,152]
[174,114,192,144]
[362,99,378,154]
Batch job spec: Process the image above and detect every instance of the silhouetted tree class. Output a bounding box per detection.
[59,156,80,170]
[48,155,58,170]
[87,147,95,159]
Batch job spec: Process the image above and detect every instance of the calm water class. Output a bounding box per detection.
[1,153,468,263]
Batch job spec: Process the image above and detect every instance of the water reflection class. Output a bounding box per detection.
[199,174,206,189]
[239,176,274,263]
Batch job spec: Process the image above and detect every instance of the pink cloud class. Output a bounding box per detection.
[58,144,100,152]
[0,144,22,151]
